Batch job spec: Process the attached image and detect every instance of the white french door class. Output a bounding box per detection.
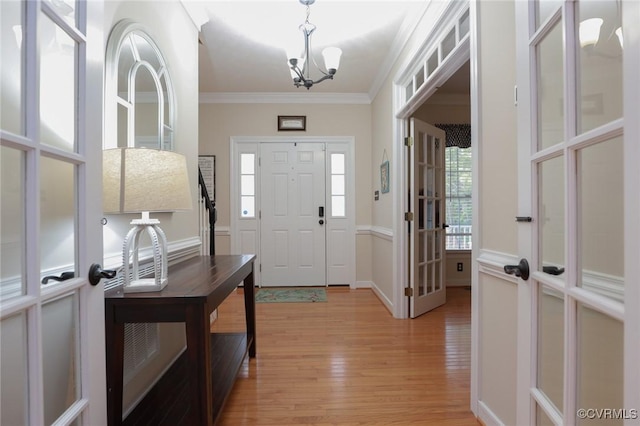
[408,118,446,318]
[514,1,636,424]
[0,1,105,424]
[260,142,326,286]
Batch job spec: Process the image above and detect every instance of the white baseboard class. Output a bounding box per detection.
[355,280,372,289]
[477,400,505,426]
[370,281,394,314]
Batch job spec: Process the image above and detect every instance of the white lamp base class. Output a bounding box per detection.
[122,212,168,293]
[123,277,168,293]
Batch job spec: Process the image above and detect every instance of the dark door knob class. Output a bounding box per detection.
[504,258,530,281]
[319,219,324,225]
[89,264,117,286]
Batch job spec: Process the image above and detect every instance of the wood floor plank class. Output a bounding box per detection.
[211,287,478,425]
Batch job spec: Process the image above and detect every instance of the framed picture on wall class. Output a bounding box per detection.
[278,115,306,131]
[198,155,215,202]
[380,160,390,193]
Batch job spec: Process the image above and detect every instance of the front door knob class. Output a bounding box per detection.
[504,258,530,281]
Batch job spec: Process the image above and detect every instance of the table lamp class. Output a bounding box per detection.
[103,148,192,293]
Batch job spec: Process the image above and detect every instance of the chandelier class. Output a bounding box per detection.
[287,0,342,90]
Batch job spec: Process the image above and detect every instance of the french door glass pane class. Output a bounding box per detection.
[0,312,27,426]
[42,293,79,424]
[536,0,562,29]
[539,156,565,277]
[537,22,564,150]
[537,285,564,414]
[576,0,623,134]
[44,0,77,27]
[577,137,623,301]
[40,15,77,152]
[1,147,25,301]
[1,0,24,135]
[536,404,556,426]
[40,157,76,281]
[576,303,623,425]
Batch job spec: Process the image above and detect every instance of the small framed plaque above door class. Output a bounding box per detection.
[278,115,306,131]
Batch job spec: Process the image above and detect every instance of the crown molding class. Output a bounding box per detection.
[199,92,371,105]
[368,2,430,101]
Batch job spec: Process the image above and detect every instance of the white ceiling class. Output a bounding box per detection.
[193,0,472,98]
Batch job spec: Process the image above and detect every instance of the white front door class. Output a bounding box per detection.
[0,1,106,424]
[408,118,446,318]
[515,1,634,423]
[260,142,326,286]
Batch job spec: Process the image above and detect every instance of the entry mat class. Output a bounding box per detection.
[255,287,327,303]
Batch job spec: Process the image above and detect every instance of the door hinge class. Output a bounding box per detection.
[404,137,413,147]
[258,157,261,167]
[259,264,262,272]
[514,85,518,106]
[259,210,261,219]
[404,287,413,297]
[404,212,414,221]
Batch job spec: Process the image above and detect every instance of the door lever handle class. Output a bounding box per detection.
[41,271,75,284]
[504,258,530,281]
[88,264,117,286]
[543,266,565,275]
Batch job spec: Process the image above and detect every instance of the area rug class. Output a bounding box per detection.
[255,287,327,303]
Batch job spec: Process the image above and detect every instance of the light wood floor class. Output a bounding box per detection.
[211,287,479,425]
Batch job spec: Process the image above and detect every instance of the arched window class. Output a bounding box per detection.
[105,20,174,150]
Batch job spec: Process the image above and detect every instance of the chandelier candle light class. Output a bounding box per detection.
[103,148,192,293]
[288,0,342,89]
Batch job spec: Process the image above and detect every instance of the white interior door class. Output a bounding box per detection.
[0,1,106,424]
[260,142,326,286]
[514,1,631,424]
[408,118,446,318]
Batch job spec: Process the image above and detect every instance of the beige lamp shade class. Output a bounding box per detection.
[103,148,193,213]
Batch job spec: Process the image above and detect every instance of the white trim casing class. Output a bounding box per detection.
[469,1,481,409]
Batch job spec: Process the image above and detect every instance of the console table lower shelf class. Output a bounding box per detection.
[123,333,251,426]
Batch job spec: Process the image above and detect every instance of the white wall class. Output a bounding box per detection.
[475,1,518,425]
[102,0,200,413]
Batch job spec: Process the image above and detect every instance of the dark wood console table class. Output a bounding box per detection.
[104,255,256,426]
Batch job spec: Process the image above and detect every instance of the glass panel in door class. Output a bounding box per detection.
[1,146,26,301]
[577,136,623,301]
[576,303,623,426]
[410,118,446,318]
[576,0,623,133]
[539,156,565,279]
[517,1,628,424]
[537,21,564,151]
[0,1,105,423]
[1,0,24,135]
